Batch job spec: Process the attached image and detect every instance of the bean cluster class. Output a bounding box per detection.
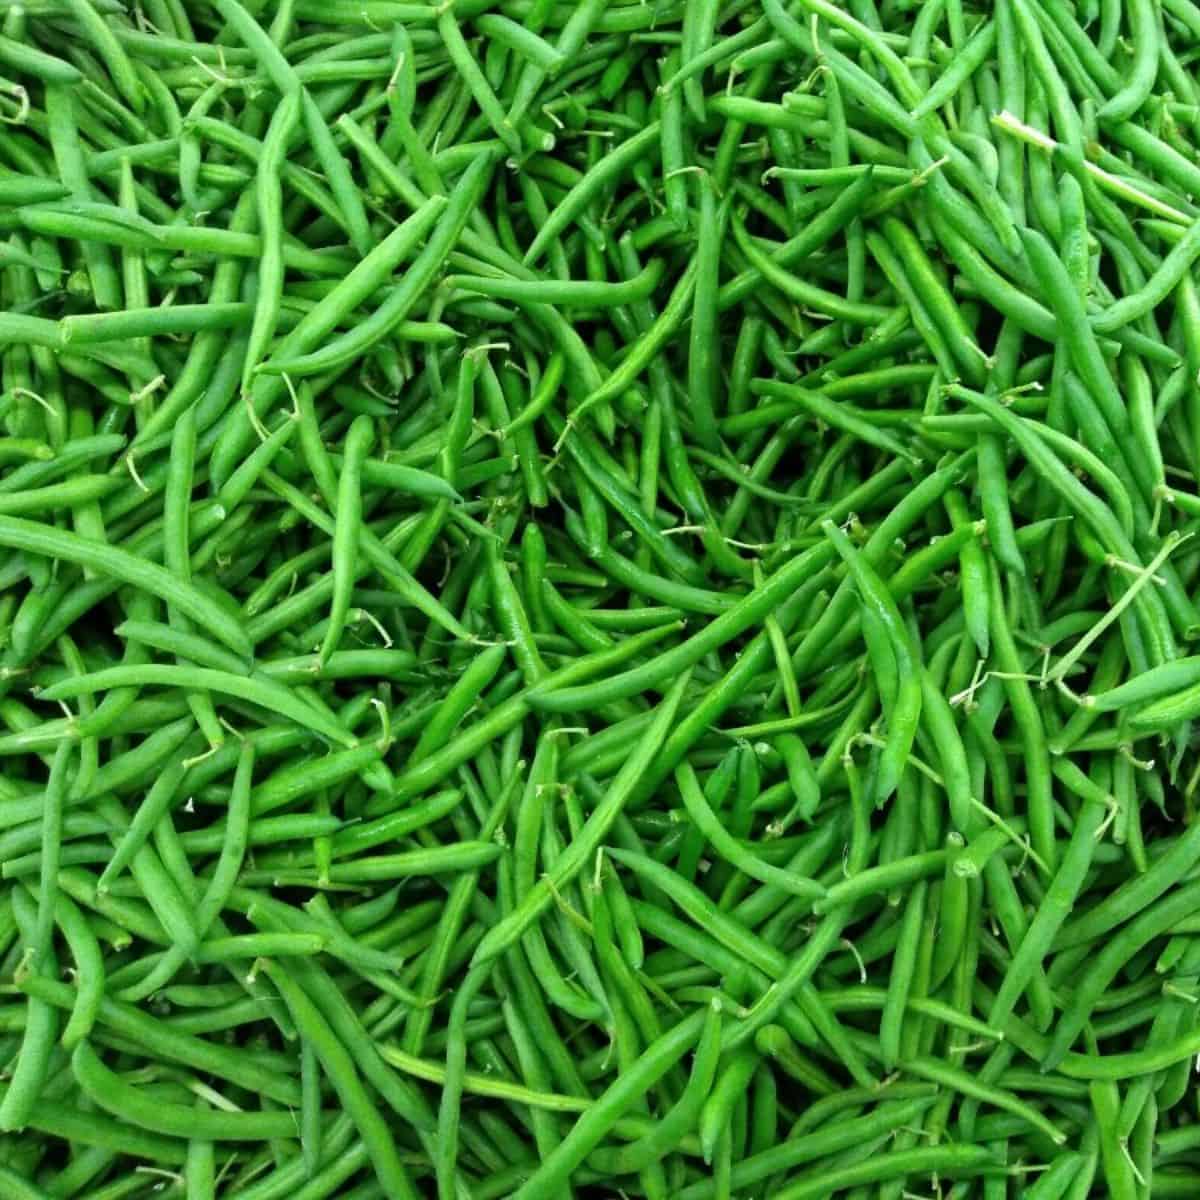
[4,1,1200,1198]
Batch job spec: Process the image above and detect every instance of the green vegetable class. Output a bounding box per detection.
[3,3,1200,1197]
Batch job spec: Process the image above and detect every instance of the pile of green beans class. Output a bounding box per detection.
[6,0,1200,1196]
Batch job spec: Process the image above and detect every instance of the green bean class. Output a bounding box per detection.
[1096,0,1158,124]
[822,518,921,806]
[1125,672,1200,726]
[320,414,373,666]
[70,1041,298,1140]
[749,380,916,462]
[21,974,297,1104]
[0,892,59,1132]
[259,468,470,642]
[675,763,823,899]
[510,1007,708,1200]
[472,671,689,967]
[258,153,495,380]
[313,842,501,883]
[1044,879,1200,1069]
[241,89,301,391]
[450,259,663,308]
[40,665,354,747]
[1094,215,1200,335]
[0,517,251,658]
[561,258,699,434]
[733,212,897,327]
[529,542,836,713]
[0,1089,186,1164]
[524,123,660,265]
[773,1143,998,1200]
